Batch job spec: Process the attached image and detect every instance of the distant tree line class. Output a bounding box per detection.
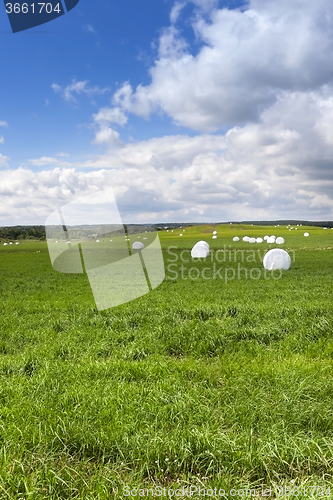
[0,226,46,240]
[238,220,333,228]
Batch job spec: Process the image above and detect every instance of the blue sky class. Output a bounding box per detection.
[1,0,185,163]
[1,0,333,224]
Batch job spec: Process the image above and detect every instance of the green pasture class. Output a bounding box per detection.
[0,224,333,499]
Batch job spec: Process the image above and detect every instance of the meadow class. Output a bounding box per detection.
[0,224,333,499]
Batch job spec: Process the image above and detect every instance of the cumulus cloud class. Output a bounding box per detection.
[93,127,122,146]
[93,107,128,126]
[0,136,4,144]
[91,107,127,146]
[51,79,110,103]
[110,0,333,131]
[170,1,186,24]
[2,0,333,225]
[2,86,333,225]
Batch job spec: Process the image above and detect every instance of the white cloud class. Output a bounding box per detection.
[0,136,4,144]
[2,88,333,225]
[51,79,110,103]
[93,107,128,126]
[2,0,333,225]
[0,153,9,167]
[0,121,8,127]
[170,1,186,24]
[92,107,127,146]
[28,157,64,167]
[111,0,333,131]
[93,127,122,146]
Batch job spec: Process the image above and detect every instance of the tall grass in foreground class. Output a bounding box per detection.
[0,226,332,498]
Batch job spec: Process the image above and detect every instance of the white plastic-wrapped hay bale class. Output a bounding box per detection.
[132,241,144,250]
[264,235,269,240]
[276,237,285,244]
[243,236,250,242]
[233,236,240,242]
[256,237,263,243]
[191,241,210,258]
[267,236,276,243]
[263,249,291,270]
[304,232,309,237]
[213,230,217,235]
[249,237,256,243]
[194,240,209,248]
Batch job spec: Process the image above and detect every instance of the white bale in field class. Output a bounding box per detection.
[304,232,309,237]
[263,249,291,270]
[9,242,13,245]
[249,237,256,243]
[267,236,275,243]
[276,237,285,244]
[195,241,209,249]
[96,240,100,243]
[191,242,210,258]
[16,242,19,245]
[233,236,240,242]
[180,233,183,236]
[212,235,217,239]
[256,237,263,243]
[3,243,7,246]
[132,241,144,250]
[264,236,269,240]
[243,236,250,242]
[213,230,217,235]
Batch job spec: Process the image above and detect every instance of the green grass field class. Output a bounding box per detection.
[0,224,333,499]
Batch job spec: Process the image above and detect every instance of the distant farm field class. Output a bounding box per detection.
[0,224,333,499]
